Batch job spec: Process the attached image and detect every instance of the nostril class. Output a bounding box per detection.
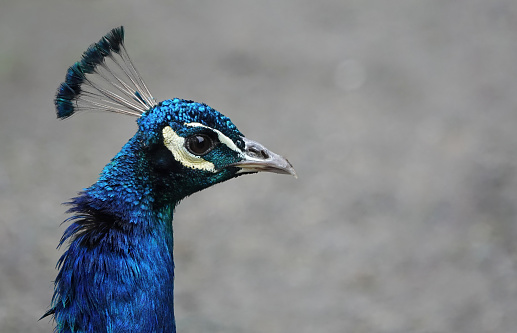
[248,147,260,158]
[247,146,269,159]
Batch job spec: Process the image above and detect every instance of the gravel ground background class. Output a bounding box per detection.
[1,1,517,332]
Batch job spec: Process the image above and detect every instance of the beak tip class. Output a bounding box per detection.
[285,159,298,178]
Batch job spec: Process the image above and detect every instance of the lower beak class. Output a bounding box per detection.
[230,137,297,177]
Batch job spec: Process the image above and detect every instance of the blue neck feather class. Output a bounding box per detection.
[51,132,178,333]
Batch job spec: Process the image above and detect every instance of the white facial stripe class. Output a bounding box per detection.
[162,126,216,172]
[185,122,243,155]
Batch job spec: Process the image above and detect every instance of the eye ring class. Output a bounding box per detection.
[185,134,217,156]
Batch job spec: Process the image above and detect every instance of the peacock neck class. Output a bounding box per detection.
[52,135,180,333]
[53,198,177,333]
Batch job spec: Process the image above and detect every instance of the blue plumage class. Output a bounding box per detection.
[47,27,295,333]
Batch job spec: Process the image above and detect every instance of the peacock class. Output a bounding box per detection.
[44,26,296,333]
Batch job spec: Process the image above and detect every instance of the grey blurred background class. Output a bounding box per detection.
[1,0,517,332]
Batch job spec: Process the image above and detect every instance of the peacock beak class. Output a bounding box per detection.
[231,137,297,177]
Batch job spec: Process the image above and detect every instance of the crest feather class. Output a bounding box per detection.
[55,26,157,119]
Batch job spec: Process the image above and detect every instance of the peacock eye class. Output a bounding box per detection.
[185,134,217,156]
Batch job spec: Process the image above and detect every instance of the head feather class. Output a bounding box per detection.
[55,26,156,119]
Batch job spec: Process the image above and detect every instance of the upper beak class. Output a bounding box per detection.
[230,137,297,178]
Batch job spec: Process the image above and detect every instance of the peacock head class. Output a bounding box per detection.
[135,98,296,200]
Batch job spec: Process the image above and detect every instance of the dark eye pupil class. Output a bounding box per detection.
[186,134,214,155]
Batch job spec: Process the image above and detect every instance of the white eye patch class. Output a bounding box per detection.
[161,123,244,172]
[162,126,216,172]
